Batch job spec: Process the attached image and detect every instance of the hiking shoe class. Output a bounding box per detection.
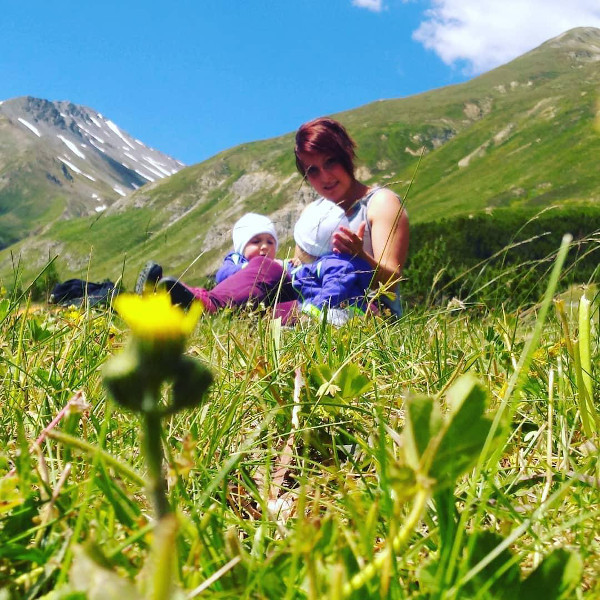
[158,277,196,309]
[135,261,163,295]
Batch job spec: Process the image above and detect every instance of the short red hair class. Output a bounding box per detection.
[295,117,357,178]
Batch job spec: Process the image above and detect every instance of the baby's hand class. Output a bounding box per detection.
[280,258,302,270]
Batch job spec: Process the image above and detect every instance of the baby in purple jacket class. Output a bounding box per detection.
[214,213,279,283]
[290,199,374,323]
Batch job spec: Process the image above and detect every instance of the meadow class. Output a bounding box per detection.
[0,234,598,599]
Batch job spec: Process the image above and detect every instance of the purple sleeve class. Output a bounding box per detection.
[215,252,247,284]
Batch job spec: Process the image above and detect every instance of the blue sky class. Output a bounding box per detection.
[3,0,600,165]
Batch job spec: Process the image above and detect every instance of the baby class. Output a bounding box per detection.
[290,199,374,323]
[215,213,278,283]
[135,212,278,295]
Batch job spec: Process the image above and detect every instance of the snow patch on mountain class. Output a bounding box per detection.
[106,120,135,150]
[57,135,86,159]
[140,163,165,179]
[58,156,83,174]
[79,125,105,144]
[134,169,156,183]
[89,139,105,153]
[57,156,96,181]
[135,169,155,182]
[18,118,41,137]
[143,156,174,177]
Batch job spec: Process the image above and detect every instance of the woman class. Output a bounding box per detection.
[294,117,409,314]
[141,117,409,320]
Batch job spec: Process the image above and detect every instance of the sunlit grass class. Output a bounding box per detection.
[0,252,598,598]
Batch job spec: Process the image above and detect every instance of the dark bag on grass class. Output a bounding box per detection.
[49,279,119,307]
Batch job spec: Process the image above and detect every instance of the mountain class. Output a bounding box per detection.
[0,96,184,248]
[1,27,599,289]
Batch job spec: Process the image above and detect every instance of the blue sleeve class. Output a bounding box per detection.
[303,256,372,310]
[215,252,248,284]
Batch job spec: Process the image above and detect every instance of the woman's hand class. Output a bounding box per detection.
[332,221,367,258]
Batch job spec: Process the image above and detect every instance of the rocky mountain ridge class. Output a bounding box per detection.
[0,96,183,247]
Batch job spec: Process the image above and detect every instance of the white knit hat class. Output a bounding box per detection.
[294,199,349,258]
[232,213,278,256]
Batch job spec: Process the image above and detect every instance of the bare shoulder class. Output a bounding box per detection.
[365,186,410,275]
[367,187,408,222]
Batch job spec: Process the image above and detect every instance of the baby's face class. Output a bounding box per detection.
[243,233,277,260]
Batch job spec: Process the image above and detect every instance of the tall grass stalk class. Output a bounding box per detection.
[577,294,598,437]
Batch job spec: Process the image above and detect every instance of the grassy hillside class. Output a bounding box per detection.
[1,28,599,291]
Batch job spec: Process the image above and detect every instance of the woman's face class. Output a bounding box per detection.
[298,151,354,205]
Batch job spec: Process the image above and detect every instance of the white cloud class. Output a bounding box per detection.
[352,0,384,12]
[413,0,600,73]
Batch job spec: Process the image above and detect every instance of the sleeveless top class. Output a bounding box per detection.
[345,187,380,256]
[342,186,404,316]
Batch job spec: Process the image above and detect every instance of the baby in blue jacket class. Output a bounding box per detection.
[290,199,374,323]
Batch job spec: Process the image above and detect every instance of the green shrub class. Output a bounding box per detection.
[403,206,600,307]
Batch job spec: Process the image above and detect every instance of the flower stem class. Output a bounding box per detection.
[143,409,170,519]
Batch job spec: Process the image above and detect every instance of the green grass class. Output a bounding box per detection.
[0,246,598,599]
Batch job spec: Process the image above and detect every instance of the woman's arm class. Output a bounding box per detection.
[332,188,409,287]
[368,188,409,285]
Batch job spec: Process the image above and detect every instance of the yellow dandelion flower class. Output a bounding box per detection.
[64,309,83,323]
[114,292,202,340]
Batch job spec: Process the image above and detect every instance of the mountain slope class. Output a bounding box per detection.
[2,27,599,289]
[0,96,184,248]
